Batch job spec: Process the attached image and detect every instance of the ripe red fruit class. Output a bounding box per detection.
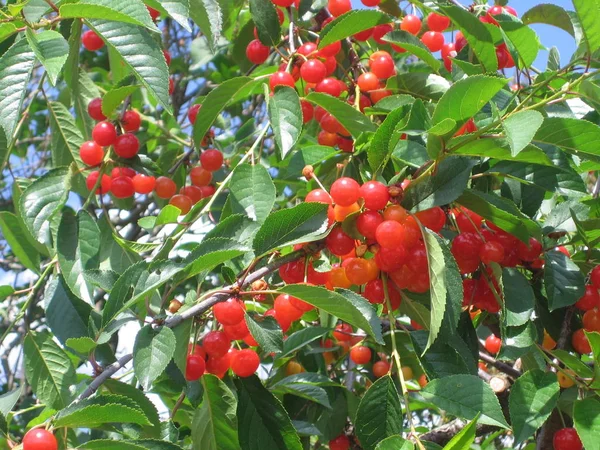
[315,77,342,97]
[147,6,160,20]
[452,232,482,261]
[190,166,212,187]
[372,24,393,44]
[111,167,135,178]
[350,345,372,365]
[79,141,104,166]
[86,171,111,194]
[87,98,106,121]
[375,220,404,248]
[306,188,332,204]
[270,71,296,90]
[333,323,352,342]
[122,110,141,132]
[206,354,231,378]
[155,176,177,199]
[407,245,428,273]
[297,42,317,57]
[591,265,600,289]
[360,181,389,210]
[583,309,600,332]
[230,349,260,377]
[318,130,338,147]
[82,30,104,51]
[272,0,294,6]
[572,328,591,354]
[188,104,201,124]
[320,113,344,134]
[517,237,542,262]
[357,72,381,92]
[485,334,501,354]
[480,241,505,265]
[363,279,385,304]
[329,435,350,450]
[400,14,421,35]
[301,100,314,123]
[455,31,467,53]
[201,149,224,172]
[204,331,230,358]
[331,177,360,206]
[361,0,380,5]
[185,354,206,381]
[455,209,482,233]
[111,176,135,199]
[421,31,445,52]
[326,227,355,256]
[22,429,58,450]
[354,28,373,41]
[274,294,304,322]
[427,12,450,32]
[180,185,203,204]
[170,194,193,214]
[575,285,599,311]
[223,320,250,341]
[163,49,172,66]
[132,174,156,194]
[370,54,395,79]
[328,0,351,17]
[300,59,327,84]
[318,41,341,58]
[213,298,245,326]
[114,134,140,159]
[246,39,270,64]
[92,121,117,147]
[375,245,408,272]
[415,207,446,232]
[553,428,582,450]
[505,6,517,16]
[356,211,383,240]
[373,360,391,378]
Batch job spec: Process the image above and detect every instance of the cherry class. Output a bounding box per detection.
[572,328,592,354]
[421,31,445,52]
[427,12,450,32]
[114,133,139,159]
[557,371,575,389]
[575,285,599,311]
[361,0,380,5]
[354,28,374,41]
[244,333,259,347]
[372,24,394,44]
[329,435,350,450]
[583,309,600,332]
[330,266,352,288]
[326,227,355,256]
[297,42,317,57]
[246,39,270,64]
[79,141,104,166]
[213,298,245,326]
[553,428,582,450]
[286,361,303,375]
[328,0,351,17]
[279,260,305,284]
[415,206,445,232]
[407,246,428,273]
[451,232,482,261]
[373,360,391,378]
[200,185,216,198]
[147,6,160,21]
[333,323,352,342]
[168,300,182,314]
[170,194,193,214]
[230,349,260,377]
[306,189,332,204]
[344,258,374,285]
[111,167,135,178]
[86,171,111,194]
[497,44,515,69]
[315,77,342,97]
[265,308,292,333]
[357,72,381,92]
[223,320,250,341]
[455,31,467,53]
[350,345,372,365]
[201,149,224,172]
[190,166,212,187]
[122,110,141,132]
[132,174,156,194]
[185,354,206,381]
[163,49,172,66]
[356,210,383,240]
[274,294,303,322]
[505,6,517,16]
[402,366,414,380]
[155,176,177,199]
[87,98,106,121]
[591,265,600,289]
[301,100,314,123]
[370,54,395,79]
[82,30,104,51]
[484,334,501,354]
[300,59,327,84]
[203,331,230,358]
[331,177,360,206]
[517,237,542,262]
[272,0,294,6]
[363,279,385,304]
[360,181,389,210]
[111,176,135,199]
[318,130,338,147]
[556,246,571,257]
[206,353,231,378]
[375,220,404,248]
[92,121,117,147]
[384,204,408,223]
[320,113,346,134]
[480,241,505,264]
[400,15,421,35]
[455,208,482,233]
[375,245,408,272]
[169,78,175,95]
[188,104,201,124]
[22,429,58,450]
[270,71,296,90]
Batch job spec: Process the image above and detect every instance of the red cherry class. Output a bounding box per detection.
[270,71,296,90]
[190,166,212,187]
[591,265,600,289]
[246,40,270,64]
[553,428,582,450]
[331,177,360,206]
[114,133,140,159]
[328,0,351,17]
[274,294,303,322]
[333,323,352,342]
[344,258,374,285]
[318,41,341,58]
[480,241,505,264]
[188,104,201,124]
[375,245,408,272]
[421,31,445,52]
[79,141,104,166]
[407,245,428,273]
[357,72,381,92]
[122,110,141,132]
[572,328,591,354]
[200,149,224,172]
[363,279,385,304]
[505,6,517,16]
[361,0,380,6]
[441,42,457,60]
[168,78,175,95]
[265,308,292,333]
[583,309,600,332]
[297,42,317,58]
[370,54,395,79]
[400,15,421,35]
[373,24,394,44]
[575,285,600,311]
[517,238,543,262]
[375,220,404,248]
[427,12,450,32]
[373,360,390,378]
[360,181,389,210]
[200,185,216,198]
[111,176,135,199]
[155,176,177,199]
[485,334,501,354]
[272,0,294,6]
[315,77,342,97]
[455,31,467,52]
[326,227,355,256]
[223,320,250,341]
[185,354,206,381]
[301,100,314,123]
[87,98,106,121]
[180,186,203,204]
[86,171,111,194]
[92,121,117,147]
[320,113,347,135]
[206,354,231,378]
[455,209,482,233]
[22,429,58,450]
[163,49,172,66]
[111,167,136,178]
[203,331,231,358]
[147,6,160,21]
[132,174,155,194]
[451,232,482,261]
[230,349,260,377]
[300,59,327,84]
[350,345,372,364]
[169,194,193,214]
[82,30,104,51]
[354,28,373,41]
[306,188,332,204]
[318,130,337,147]
[415,207,446,232]
[356,210,383,240]
[213,298,246,326]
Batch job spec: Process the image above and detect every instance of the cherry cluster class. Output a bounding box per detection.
[571,265,600,354]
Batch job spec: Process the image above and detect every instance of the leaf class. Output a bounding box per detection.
[280,327,330,359]
[411,331,474,379]
[0,386,22,415]
[0,38,36,140]
[189,0,223,51]
[245,312,283,354]
[355,376,403,450]
[451,138,553,166]
[252,203,329,256]
[375,436,414,450]
[0,23,17,45]
[145,0,191,31]
[521,4,576,38]
[249,0,281,46]
[502,268,534,327]
[44,276,92,345]
[66,337,97,354]
[101,85,140,117]
[544,250,586,311]
[499,20,541,69]
[269,86,302,158]
[25,29,68,86]
[533,117,600,163]
[192,375,241,450]
[20,166,72,247]
[138,205,182,229]
[386,73,450,101]
[383,31,441,71]
[47,101,86,181]
[182,238,248,278]
[87,19,170,112]
[271,383,331,409]
[60,0,159,32]
[574,397,600,450]
[77,441,146,450]
[0,212,40,273]
[54,394,151,428]
[318,9,392,47]
[133,325,176,390]
[509,369,560,444]
[235,375,302,450]
[0,285,14,301]
[439,5,498,72]
[368,105,410,173]
[271,373,339,388]
[279,285,383,344]
[23,331,76,410]
[229,164,276,223]
[444,415,479,450]
[305,92,377,138]
[172,318,193,377]
[420,375,509,429]
[502,111,544,157]
[192,77,252,146]
[572,0,600,55]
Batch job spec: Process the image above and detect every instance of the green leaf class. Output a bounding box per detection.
[544,250,586,311]
[77,441,146,450]
[572,0,600,55]
[355,376,403,450]
[411,331,474,379]
[305,92,377,138]
[55,394,151,428]
[521,4,576,38]
[245,312,283,354]
[229,163,276,223]
[87,19,170,113]
[375,436,414,450]
[318,9,392,48]
[192,375,241,450]
[502,268,534,327]
[420,375,509,429]
[386,73,450,101]
[0,23,17,45]
[101,85,140,117]
[60,0,159,32]
[252,203,329,256]
[271,383,331,409]
[139,205,182,229]
[25,29,68,86]
[47,101,86,186]
[0,285,14,301]
[182,238,248,278]
[235,375,302,450]
[533,117,600,163]
[383,31,441,71]
[0,212,40,273]
[444,415,479,450]
[172,318,193,377]
[368,105,410,173]
[439,5,498,72]
[0,38,35,140]
[0,386,22,415]
[280,327,330,359]
[574,397,600,450]
[21,166,72,246]
[502,111,544,157]
[269,86,302,158]
[279,285,383,344]
[65,337,97,354]
[189,0,223,51]
[249,0,281,46]
[509,369,559,444]
[456,189,542,244]
[451,138,553,166]
[144,0,191,31]
[133,325,176,390]
[104,378,161,434]
[44,276,92,345]
[499,20,541,69]
[192,77,252,146]
[23,331,76,410]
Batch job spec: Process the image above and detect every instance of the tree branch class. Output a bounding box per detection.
[421,419,497,446]
[479,352,522,379]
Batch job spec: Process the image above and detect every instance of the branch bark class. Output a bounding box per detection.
[421,419,497,446]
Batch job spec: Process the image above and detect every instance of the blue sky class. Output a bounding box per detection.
[351,0,577,69]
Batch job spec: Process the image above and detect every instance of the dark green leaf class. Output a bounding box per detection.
[383,31,441,71]
[305,92,376,138]
[133,325,176,390]
[269,86,302,158]
[25,29,68,85]
[521,4,576,38]
[0,387,22,415]
[246,312,283,354]
[54,394,151,428]
[368,105,410,173]
[411,331,474,379]
[44,276,92,345]
[249,0,281,46]
[318,10,392,48]
[502,268,535,327]
[271,383,331,409]
[544,250,585,311]
[280,327,330,359]
[386,73,450,101]
[533,117,600,163]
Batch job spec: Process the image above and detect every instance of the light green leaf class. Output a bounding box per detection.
[55,394,151,428]
[544,250,585,311]
[502,111,544,157]
[386,73,450,101]
[521,4,576,38]
[375,436,414,450]
[572,0,600,55]
[0,212,40,273]
[269,86,302,158]
[0,386,22,415]
[368,105,410,173]
[101,85,140,117]
[61,0,159,32]
[229,164,276,223]
[138,205,182,229]
[189,0,223,51]
[533,117,600,163]
[182,238,248,278]
[144,0,191,31]
[249,0,281,46]
[305,92,377,138]
[47,101,86,186]
[574,397,600,450]
[499,20,541,69]
[383,31,441,71]
[0,285,14,301]
[444,415,479,450]
[65,337,97,354]
[245,313,283,354]
[318,9,392,48]
[25,29,69,86]
[0,24,17,45]
[451,138,553,166]
[133,325,176,390]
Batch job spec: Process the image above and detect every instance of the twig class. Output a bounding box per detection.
[478,352,522,379]
[78,354,133,400]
